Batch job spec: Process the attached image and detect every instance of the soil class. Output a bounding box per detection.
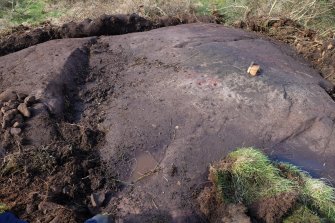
[0,18,335,223]
[197,184,299,223]
[203,154,299,223]
[249,192,298,223]
[0,14,213,57]
[0,38,114,222]
[197,186,251,223]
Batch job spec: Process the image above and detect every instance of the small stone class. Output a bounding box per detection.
[2,109,18,129]
[0,90,17,102]
[38,201,62,215]
[18,103,31,118]
[62,186,70,195]
[26,203,37,214]
[327,44,334,50]
[90,192,106,208]
[24,95,36,105]
[247,62,261,76]
[4,109,18,121]
[17,93,28,102]
[4,100,19,110]
[2,119,9,129]
[49,216,61,223]
[12,114,24,124]
[13,122,21,128]
[1,106,11,114]
[10,127,22,135]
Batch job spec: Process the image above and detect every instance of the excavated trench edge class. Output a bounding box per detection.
[0,14,210,57]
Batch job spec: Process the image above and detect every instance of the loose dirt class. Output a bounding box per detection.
[0,14,213,57]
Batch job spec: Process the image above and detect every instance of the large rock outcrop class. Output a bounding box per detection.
[0,23,334,222]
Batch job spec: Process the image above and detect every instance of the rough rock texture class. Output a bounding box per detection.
[0,23,335,222]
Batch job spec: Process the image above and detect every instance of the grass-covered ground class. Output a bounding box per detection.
[209,148,335,222]
[1,0,334,36]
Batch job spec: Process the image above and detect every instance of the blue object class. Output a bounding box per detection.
[0,212,27,223]
[84,220,97,223]
[84,214,111,223]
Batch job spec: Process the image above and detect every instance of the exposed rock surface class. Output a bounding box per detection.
[0,23,334,222]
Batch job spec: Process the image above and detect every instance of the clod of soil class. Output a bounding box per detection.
[197,186,251,223]
[206,148,335,223]
[207,148,298,222]
[248,192,298,223]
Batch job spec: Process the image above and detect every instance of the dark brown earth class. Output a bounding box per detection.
[0,14,213,57]
[249,192,298,223]
[197,186,251,223]
[0,23,335,222]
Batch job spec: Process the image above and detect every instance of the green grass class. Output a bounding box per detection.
[0,0,334,35]
[277,162,335,222]
[283,206,321,223]
[193,0,335,34]
[215,148,295,204]
[0,0,62,26]
[193,0,226,15]
[302,178,335,222]
[211,148,335,222]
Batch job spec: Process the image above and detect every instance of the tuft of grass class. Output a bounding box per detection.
[302,178,335,222]
[0,153,22,176]
[193,0,335,34]
[283,206,321,223]
[276,162,335,222]
[0,203,8,213]
[193,0,226,15]
[0,146,56,176]
[275,162,309,185]
[214,148,295,204]
[211,148,335,222]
